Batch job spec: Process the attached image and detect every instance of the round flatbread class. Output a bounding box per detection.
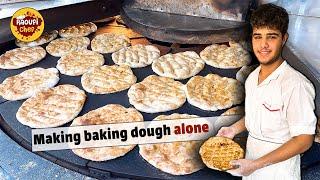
[152,51,205,80]
[15,30,58,47]
[185,74,244,111]
[16,84,86,128]
[0,68,59,101]
[128,75,186,113]
[139,113,205,175]
[71,104,143,161]
[59,22,97,38]
[0,46,46,69]
[112,44,160,68]
[81,65,136,94]
[200,41,251,69]
[46,37,90,57]
[236,64,258,84]
[91,33,130,54]
[199,137,244,171]
[56,49,104,76]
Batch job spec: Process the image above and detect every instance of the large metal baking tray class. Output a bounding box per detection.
[0,26,248,179]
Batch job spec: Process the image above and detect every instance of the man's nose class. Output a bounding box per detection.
[261,38,269,49]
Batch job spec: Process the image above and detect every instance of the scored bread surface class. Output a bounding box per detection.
[56,49,104,76]
[81,65,136,94]
[185,74,244,111]
[199,137,244,171]
[16,84,86,128]
[0,46,46,69]
[200,41,251,69]
[59,22,97,37]
[71,104,143,161]
[91,33,130,54]
[0,68,59,100]
[128,75,186,113]
[152,51,205,79]
[46,37,90,57]
[112,44,160,68]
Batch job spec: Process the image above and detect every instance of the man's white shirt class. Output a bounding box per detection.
[245,61,317,143]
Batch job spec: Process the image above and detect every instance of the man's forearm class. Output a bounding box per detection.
[254,135,314,169]
[230,116,246,135]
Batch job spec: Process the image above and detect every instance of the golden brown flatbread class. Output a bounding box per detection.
[199,137,244,171]
[81,65,136,94]
[185,74,244,111]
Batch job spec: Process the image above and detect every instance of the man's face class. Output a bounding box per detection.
[252,27,287,65]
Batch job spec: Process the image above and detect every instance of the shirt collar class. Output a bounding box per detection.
[257,61,288,86]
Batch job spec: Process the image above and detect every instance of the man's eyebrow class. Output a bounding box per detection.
[252,33,261,36]
[266,33,280,36]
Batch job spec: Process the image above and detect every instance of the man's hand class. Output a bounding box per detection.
[216,126,236,139]
[227,159,259,177]
[216,116,246,139]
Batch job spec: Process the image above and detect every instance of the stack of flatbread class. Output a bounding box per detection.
[71,104,143,161]
[199,137,244,171]
[0,68,59,100]
[0,46,46,69]
[139,113,205,175]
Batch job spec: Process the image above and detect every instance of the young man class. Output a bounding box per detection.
[217,4,317,179]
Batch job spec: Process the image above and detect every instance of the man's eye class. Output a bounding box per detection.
[254,36,261,39]
[269,36,277,39]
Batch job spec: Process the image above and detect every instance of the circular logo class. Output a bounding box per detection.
[10,7,44,42]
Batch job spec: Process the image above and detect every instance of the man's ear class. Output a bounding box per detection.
[282,33,289,47]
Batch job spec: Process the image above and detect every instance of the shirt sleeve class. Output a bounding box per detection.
[286,81,317,137]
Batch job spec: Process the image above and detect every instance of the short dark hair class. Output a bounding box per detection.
[250,3,289,35]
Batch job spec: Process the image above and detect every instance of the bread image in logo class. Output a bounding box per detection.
[11,7,44,42]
